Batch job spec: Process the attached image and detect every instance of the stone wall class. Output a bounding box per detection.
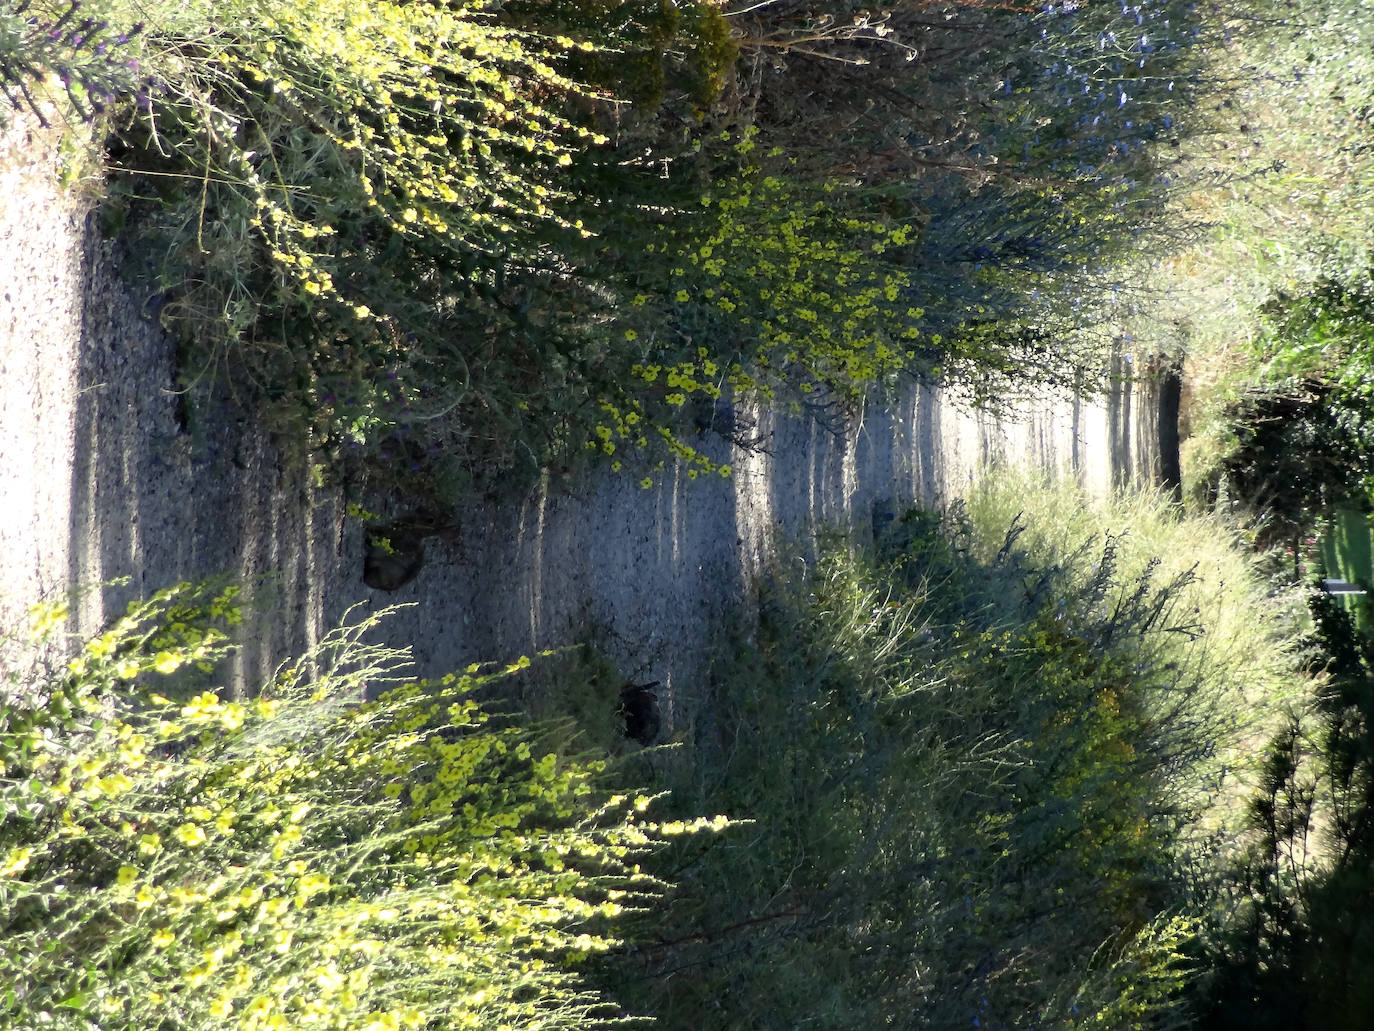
[0,118,1161,733]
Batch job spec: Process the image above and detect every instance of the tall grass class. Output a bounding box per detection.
[962,469,1303,828]
[602,473,1298,1030]
[1152,0,1374,487]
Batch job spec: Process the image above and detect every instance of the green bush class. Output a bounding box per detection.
[606,477,1287,1030]
[1190,269,1374,550]
[96,0,615,479]
[1194,587,1374,1031]
[3,0,1231,503]
[1,584,719,1030]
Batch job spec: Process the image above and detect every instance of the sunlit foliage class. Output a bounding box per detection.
[1,586,720,1029]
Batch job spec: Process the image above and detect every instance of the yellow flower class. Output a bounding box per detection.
[246,997,275,1021]
[272,824,303,860]
[675,289,690,303]
[184,965,211,989]
[138,833,162,856]
[181,692,220,719]
[151,928,175,949]
[175,823,207,848]
[28,601,68,636]
[315,964,346,992]
[86,631,118,658]
[297,873,331,902]
[153,651,182,675]
[115,657,140,679]
[1,846,33,877]
[97,773,133,798]
[219,702,246,731]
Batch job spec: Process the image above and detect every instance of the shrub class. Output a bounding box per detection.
[95,0,617,479]
[606,476,1284,1029]
[1,584,719,1030]
[1194,587,1374,1031]
[3,0,1228,504]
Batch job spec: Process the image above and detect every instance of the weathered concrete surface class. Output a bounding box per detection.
[0,120,1160,724]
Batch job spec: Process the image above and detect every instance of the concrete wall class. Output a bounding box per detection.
[0,119,1161,725]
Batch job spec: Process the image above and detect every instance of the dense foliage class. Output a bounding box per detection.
[1171,0,1374,525]
[9,0,1374,1026]
[1195,588,1374,1031]
[0,478,1332,1031]
[1217,274,1374,537]
[603,478,1288,1030]
[1,587,718,1030]
[1,0,1217,498]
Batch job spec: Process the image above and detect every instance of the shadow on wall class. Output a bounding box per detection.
[1,119,1170,711]
[62,225,350,691]
[10,198,751,711]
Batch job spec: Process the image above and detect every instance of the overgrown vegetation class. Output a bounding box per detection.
[8,0,1374,1026]
[2,0,1219,501]
[1164,2,1374,551]
[0,487,1357,1030]
[600,476,1293,1030]
[1203,274,1374,551]
[1,587,720,1029]
[1194,589,1374,1030]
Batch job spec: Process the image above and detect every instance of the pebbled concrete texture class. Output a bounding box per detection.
[0,117,1159,726]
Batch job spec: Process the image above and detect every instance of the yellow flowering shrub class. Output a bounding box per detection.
[98,0,620,482]
[0,586,720,1030]
[611,138,926,442]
